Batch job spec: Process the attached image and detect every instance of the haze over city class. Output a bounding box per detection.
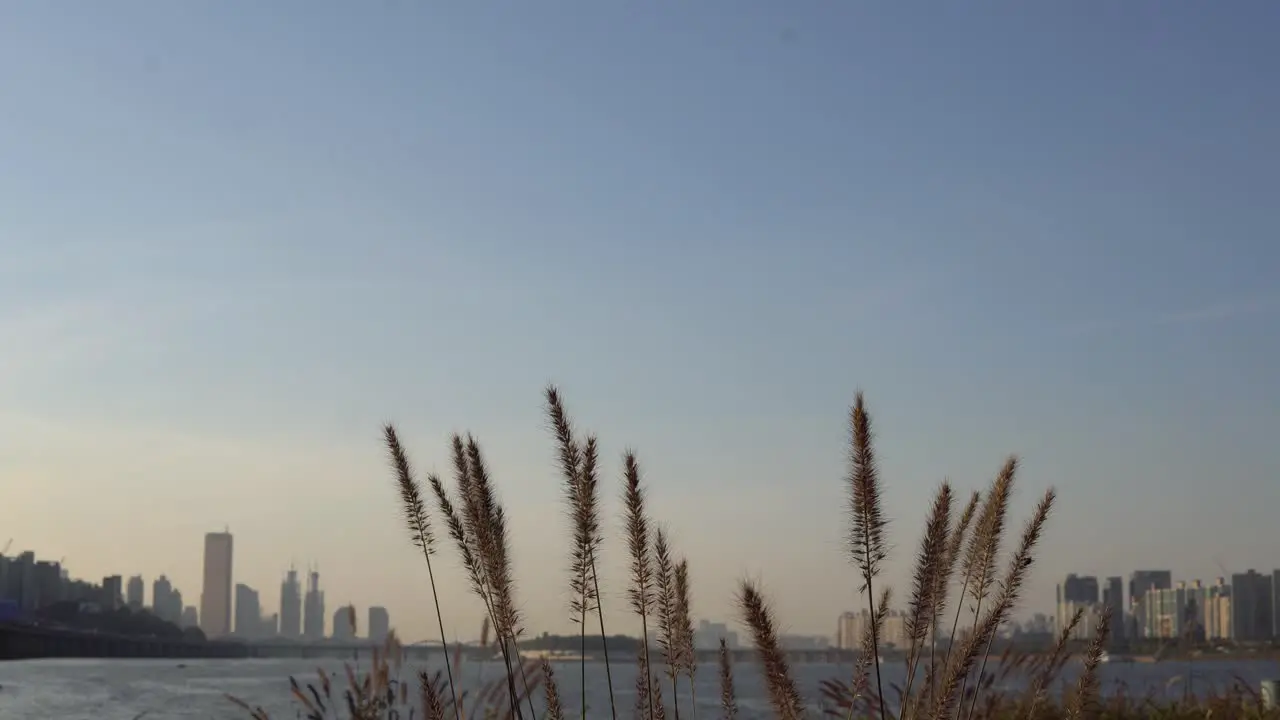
[1,1,1277,646]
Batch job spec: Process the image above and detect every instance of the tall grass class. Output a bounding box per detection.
[233,386,1279,719]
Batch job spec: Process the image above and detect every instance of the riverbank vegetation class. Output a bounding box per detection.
[230,386,1280,719]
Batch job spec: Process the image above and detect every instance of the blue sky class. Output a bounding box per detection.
[1,2,1277,641]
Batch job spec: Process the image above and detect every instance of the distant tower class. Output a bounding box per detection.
[234,583,262,638]
[200,530,234,637]
[126,575,145,610]
[367,606,390,644]
[303,566,325,640]
[279,567,302,638]
[152,576,174,621]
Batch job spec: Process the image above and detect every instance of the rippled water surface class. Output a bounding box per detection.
[1,656,1276,719]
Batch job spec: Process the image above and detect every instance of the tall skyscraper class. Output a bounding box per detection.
[181,605,198,628]
[1055,574,1100,640]
[200,531,234,637]
[1273,570,1280,640]
[303,569,325,639]
[1102,576,1125,642]
[235,583,262,638]
[126,575,145,610]
[1128,570,1172,639]
[102,575,123,610]
[152,575,173,620]
[368,606,389,644]
[279,568,302,638]
[1230,570,1274,642]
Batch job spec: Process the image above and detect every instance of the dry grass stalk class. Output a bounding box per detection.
[901,482,953,715]
[946,458,1016,714]
[419,670,445,720]
[1067,605,1113,720]
[674,558,698,719]
[738,579,804,720]
[624,450,657,720]
[469,436,540,718]
[962,487,1055,720]
[931,486,1053,720]
[547,387,617,720]
[541,657,566,720]
[718,637,737,720]
[653,527,682,720]
[382,425,460,720]
[636,647,656,720]
[923,489,980,710]
[429,434,526,720]
[848,587,892,718]
[652,668,669,720]
[847,392,889,720]
[1026,606,1085,718]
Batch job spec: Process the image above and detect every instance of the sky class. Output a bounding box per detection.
[1,2,1278,643]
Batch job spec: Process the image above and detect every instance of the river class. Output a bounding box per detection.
[1,656,1276,719]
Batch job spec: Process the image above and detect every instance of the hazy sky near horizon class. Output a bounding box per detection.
[2,2,1278,642]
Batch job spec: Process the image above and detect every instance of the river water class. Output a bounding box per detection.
[1,656,1276,719]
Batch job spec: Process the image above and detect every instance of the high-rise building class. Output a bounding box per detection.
[235,583,262,638]
[1128,570,1173,639]
[279,568,302,638]
[182,605,198,628]
[153,575,174,621]
[102,575,123,610]
[837,611,862,650]
[1273,570,1280,641]
[171,589,185,623]
[1056,574,1100,640]
[368,606,390,644]
[693,619,738,650]
[1230,570,1274,642]
[332,605,356,640]
[303,569,325,640]
[126,575,145,610]
[1102,577,1125,642]
[33,561,63,609]
[201,531,234,637]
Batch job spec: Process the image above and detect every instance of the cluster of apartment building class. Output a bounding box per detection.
[1,533,391,644]
[836,607,919,650]
[1056,568,1280,643]
[0,548,196,622]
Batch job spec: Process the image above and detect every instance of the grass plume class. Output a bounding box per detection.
[624,450,657,720]
[654,527,681,720]
[382,425,460,720]
[900,482,953,713]
[547,386,617,720]
[541,657,566,720]
[674,558,697,720]
[738,579,804,720]
[718,637,737,720]
[1067,605,1112,720]
[847,392,889,720]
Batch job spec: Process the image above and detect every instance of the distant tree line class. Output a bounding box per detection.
[521,632,642,653]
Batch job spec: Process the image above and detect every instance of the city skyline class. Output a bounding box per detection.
[3,2,1278,642]
[11,534,1280,648]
